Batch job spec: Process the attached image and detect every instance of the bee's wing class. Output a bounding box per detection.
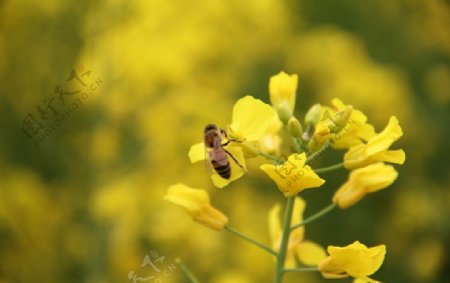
[204,148,214,175]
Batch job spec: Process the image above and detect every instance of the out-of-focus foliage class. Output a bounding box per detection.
[0,0,448,282]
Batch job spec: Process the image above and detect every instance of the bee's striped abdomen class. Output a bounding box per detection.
[211,160,231,179]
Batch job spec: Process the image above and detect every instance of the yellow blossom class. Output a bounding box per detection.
[269,71,298,122]
[268,197,326,267]
[344,116,405,169]
[260,153,325,197]
[333,163,398,209]
[164,184,228,231]
[319,241,386,283]
[188,95,280,188]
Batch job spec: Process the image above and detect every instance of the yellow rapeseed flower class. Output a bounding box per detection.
[319,241,386,283]
[268,197,326,267]
[188,95,280,188]
[269,71,298,122]
[260,153,325,197]
[164,184,228,231]
[333,163,398,209]
[344,116,405,169]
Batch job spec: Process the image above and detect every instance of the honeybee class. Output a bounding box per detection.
[203,124,246,179]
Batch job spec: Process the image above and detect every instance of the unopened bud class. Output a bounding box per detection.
[328,105,353,133]
[287,117,303,138]
[305,104,322,125]
[269,71,298,117]
[275,103,293,124]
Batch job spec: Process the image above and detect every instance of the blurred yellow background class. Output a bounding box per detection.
[0,0,449,282]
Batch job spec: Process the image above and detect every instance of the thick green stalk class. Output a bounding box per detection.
[273,196,295,283]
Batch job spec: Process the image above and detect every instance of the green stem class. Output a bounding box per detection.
[291,203,337,231]
[259,152,281,164]
[283,267,319,273]
[225,226,277,256]
[176,259,200,283]
[274,197,295,283]
[314,162,344,173]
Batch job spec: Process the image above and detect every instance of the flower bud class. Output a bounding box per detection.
[287,117,303,138]
[328,105,353,133]
[274,103,293,123]
[269,71,298,122]
[305,104,322,125]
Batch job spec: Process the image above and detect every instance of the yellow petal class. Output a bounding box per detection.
[259,114,283,154]
[327,241,386,278]
[188,142,206,163]
[296,240,327,266]
[344,144,366,168]
[228,95,279,141]
[268,203,282,248]
[344,116,405,169]
[365,116,403,157]
[165,183,208,212]
[210,145,246,188]
[354,277,381,283]
[333,123,376,149]
[164,184,228,230]
[319,257,349,279]
[333,163,398,208]
[370,149,406,166]
[260,153,325,197]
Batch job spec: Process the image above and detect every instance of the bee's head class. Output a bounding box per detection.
[204,124,218,133]
[204,124,220,147]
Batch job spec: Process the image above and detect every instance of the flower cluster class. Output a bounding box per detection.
[165,71,405,283]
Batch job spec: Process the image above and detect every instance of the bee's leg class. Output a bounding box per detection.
[220,128,228,138]
[224,149,248,172]
[220,128,245,146]
[221,138,246,147]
